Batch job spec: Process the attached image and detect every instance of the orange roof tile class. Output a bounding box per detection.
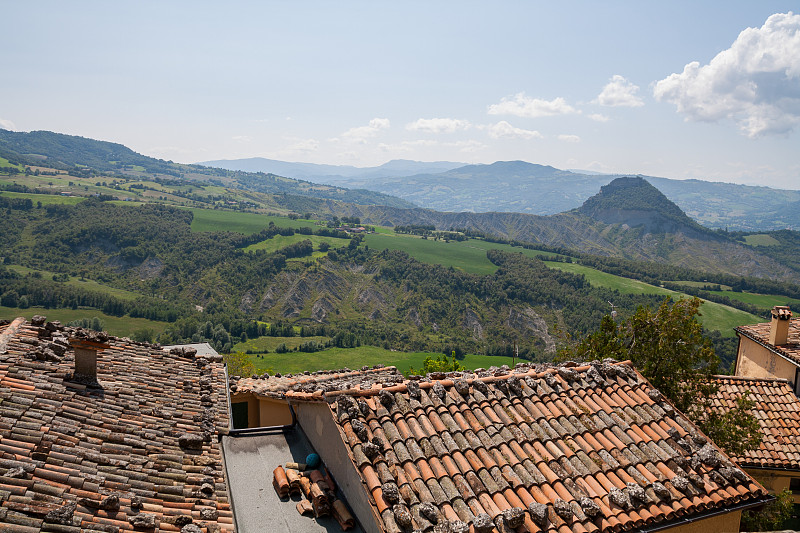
[0,317,232,532]
[736,317,800,365]
[231,364,403,399]
[293,361,769,532]
[709,375,800,471]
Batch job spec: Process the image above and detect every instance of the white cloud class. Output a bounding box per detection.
[283,138,319,154]
[0,118,17,130]
[558,134,581,143]
[488,93,579,118]
[446,140,486,152]
[588,113,610,122]
[232,135,252,143]
[653,12,800,137]
[339,118,390,143]
[486,121,542,139]
[406,117,471,134]
[594,75,644,107]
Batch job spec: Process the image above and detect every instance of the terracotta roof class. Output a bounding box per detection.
[0,317,234,532]
[288,361,769,532]
[709,375,800,471]
[736,318,800,365]
[232,365,403,399]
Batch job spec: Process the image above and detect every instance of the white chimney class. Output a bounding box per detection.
[769,306,792,346]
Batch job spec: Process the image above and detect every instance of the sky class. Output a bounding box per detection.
[1,2,799,189]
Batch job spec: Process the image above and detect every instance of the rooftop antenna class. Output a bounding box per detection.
[608,301,618,319]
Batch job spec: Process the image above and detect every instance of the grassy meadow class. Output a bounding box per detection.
[363,232,555,275]
[234,342,518,375]
[0,305,168,338]
[5,265,142,301]
[189,209,317,234]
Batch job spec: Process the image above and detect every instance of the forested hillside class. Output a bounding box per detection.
[0,129,413,208]
[0,197,668,359]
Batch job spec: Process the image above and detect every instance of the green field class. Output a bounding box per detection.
[364,233,554,275]
[543,261,673,295]
[543,261,761,336]
[189,209,317,234]
[235,335,330,353]
[237,343,518,375]
[6,265,142,301]
[0,306,168,338]
[0,157,24,170]
[0,191,85,205]
[709,290,800,310]
[245,234,349,254]
[743,234,781,246]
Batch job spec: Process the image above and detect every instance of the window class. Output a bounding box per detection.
[232,402,249,429]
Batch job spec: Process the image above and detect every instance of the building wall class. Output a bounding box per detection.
[230,393,293,428]
[747,468,800,504]
[666,510,741,533]
[293,401,382,533]
[736,337,797,383]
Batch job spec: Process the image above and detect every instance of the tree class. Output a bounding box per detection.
[741,489,793,531]
[406,351,465,377]
[223,351,255,378]
[563,297,761,456]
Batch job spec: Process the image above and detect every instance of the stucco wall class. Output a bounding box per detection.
[736,337,796,383]
[748,469,800,504]
[666,510,741,533]
[293,401,382,533]
[230,393,293,428]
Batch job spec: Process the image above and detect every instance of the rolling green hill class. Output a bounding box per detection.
[0,129,413,208]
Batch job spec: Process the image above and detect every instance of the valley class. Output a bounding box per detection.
[2,129,799,375]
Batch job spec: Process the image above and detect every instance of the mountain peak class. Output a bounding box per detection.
[577,176,701,233]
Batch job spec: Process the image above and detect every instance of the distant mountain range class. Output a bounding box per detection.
[2,129,798,282]
[202,157,800,231]
[197,157,464,182]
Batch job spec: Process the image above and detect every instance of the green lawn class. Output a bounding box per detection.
[0,306,168,338]
[364,233,555,275]
[245,234,349,254]
[238,343,518,375]
[189,209,317,234]
[743,234,781,246]
[6,265,141,301]
[0,191,84,205]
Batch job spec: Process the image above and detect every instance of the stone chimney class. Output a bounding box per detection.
[69,338,110,382]
[769,306,792,346]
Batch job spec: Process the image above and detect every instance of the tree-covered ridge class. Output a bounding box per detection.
[0,129,177,175]
[576,176,709,234]
[0,129,413,208]
[1,198,667,359]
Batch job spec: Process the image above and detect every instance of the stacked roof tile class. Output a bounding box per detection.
[0,317,233,532]
[709,375,800,470]
[285,361,768,532]
[736,318,800,364]
[232,365,403,399]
